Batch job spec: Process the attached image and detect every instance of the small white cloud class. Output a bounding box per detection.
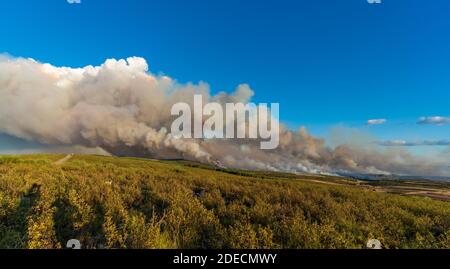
[367,119,387,125]
[418,116,450,125]
[67,0,81,4]
[377,139,450,147]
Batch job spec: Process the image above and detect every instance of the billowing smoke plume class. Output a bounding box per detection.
[0,55,448,177]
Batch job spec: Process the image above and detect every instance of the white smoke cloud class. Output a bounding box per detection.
[0,145,111,156]
[0,55,448,177]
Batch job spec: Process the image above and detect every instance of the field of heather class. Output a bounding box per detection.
[0,155,449,249]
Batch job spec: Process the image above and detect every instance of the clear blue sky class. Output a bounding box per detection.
[0,0,449,154]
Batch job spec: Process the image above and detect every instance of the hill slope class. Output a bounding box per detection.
[0,154,449,249]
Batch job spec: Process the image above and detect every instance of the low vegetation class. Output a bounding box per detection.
[0,154,449,249]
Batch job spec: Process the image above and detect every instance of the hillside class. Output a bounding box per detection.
[0,154,449,249]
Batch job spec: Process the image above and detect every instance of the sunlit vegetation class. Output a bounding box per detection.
[0,154,449,249]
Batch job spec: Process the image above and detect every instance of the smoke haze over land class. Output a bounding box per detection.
[0,55,449,177]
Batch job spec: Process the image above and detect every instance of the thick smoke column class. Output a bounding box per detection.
[0,55,448,177]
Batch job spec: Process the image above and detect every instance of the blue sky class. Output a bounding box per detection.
[0,0,449,155]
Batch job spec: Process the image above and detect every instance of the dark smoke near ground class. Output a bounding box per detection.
[0,55,448,177]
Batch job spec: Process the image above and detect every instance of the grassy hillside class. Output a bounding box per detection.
[0,154,449,249]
